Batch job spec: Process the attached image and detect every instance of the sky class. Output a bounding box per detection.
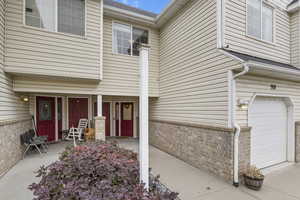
[115,0,171,14]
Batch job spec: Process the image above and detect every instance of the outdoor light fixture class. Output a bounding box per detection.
[237,99,249,110]
[21,96,29,102]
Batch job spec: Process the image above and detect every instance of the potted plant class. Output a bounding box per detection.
[243,166,264,191]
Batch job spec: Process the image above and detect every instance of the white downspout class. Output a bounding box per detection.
[231,64,250,187]
[217,0,250,186]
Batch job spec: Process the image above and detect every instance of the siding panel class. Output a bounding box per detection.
[291,11,300,68]
[5,0,102,80]
[100,16,159,97]
[225,0,291,64]
[0,0,29,120]
[150,0,240,126]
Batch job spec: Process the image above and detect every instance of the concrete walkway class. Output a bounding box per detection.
[1,139,300,200]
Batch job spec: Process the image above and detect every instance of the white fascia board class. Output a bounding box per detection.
[155,0,188,27]
[103,5,156,26]
[246,61,300,81]
[287,1,300,13]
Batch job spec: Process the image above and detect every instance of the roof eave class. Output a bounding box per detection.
[245,61,300,82]
[155,0,189,27]
[103,0,189,28]
[103,5,157,27]
[287,1,300,13]
[231,61,300,82]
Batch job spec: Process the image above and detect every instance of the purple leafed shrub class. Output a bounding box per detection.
[29,141,179,200]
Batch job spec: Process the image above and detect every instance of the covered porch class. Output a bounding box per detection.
[25,94,140,142]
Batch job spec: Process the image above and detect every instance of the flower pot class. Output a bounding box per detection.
[243,174,264,191]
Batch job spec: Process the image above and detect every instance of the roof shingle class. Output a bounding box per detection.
[224,50,298,71]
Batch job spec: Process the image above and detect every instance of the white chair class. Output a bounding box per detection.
[66,119,88,141]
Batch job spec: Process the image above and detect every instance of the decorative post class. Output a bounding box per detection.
[95,95,105,141]
[139,44,150,189]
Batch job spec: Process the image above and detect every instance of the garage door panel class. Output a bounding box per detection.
[249,97,287,169]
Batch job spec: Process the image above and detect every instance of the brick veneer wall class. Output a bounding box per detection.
[0,117,32,177]
[238,127,251,178]
[149,120,251,182]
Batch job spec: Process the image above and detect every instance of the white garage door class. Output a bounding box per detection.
[249,97,288,169]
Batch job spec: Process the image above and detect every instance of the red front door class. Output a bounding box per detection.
[36,96,56,142]
[94,102,111,136]
[68,98,89,128]
[121,103,133,137]
[103,102,111,136]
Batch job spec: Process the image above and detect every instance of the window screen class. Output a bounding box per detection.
[58,0,85,36]
[113,23,132,55]
[262,4,273,42]
[25,0,56,31]
[247,0,262,39]
[132,27,149,56]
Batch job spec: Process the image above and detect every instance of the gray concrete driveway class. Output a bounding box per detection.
[0,139,300,200]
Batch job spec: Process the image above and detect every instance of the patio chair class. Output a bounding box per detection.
[31,116,48,148]
[20,131,47,159]
[66,119,88,141]
[28,129,48,149]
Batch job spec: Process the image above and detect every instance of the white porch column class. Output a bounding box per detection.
[97,95,102,117]
[95,94,105,141]
[139,45,150,189]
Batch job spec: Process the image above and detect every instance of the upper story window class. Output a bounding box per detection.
[113,22,149,56]
[25,0,85,36]
[247,0,274,43]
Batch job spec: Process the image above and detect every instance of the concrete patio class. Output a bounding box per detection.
[0,139,300,200]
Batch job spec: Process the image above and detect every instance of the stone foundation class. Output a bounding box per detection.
[295,122,300,162]
[0,117,32,177]
[150,120,251,182]
[238,127,251,174]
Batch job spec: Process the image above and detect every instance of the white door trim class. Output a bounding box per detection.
[34,95,64,142]
[97,101,113,137]
[112,101,137,138]
[248,94,295,164]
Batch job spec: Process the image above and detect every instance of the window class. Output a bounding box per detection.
[113,23,131,55]
[113,22,149,56]
[25,0,56,31]
[58,0,85,36]
[132,27,149,56]
[25,0,85,36]
[247,0,274,42]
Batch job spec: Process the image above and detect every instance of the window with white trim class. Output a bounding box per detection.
[25,0,85,36]
[247,0,274,42]
[113,22,149,56]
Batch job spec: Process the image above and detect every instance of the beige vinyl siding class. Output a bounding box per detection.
[13,76,99,95]
[224,0,291,64]
[4,0,102,80]
[291,11,300,68]
[100,16,159,97]
[236,75,300,126]
[150,0,240,126]
[0,0,29,120]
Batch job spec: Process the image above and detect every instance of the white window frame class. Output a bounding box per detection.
[246,0,276,44]
[23,0,87,37]
[112,21,150,56]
